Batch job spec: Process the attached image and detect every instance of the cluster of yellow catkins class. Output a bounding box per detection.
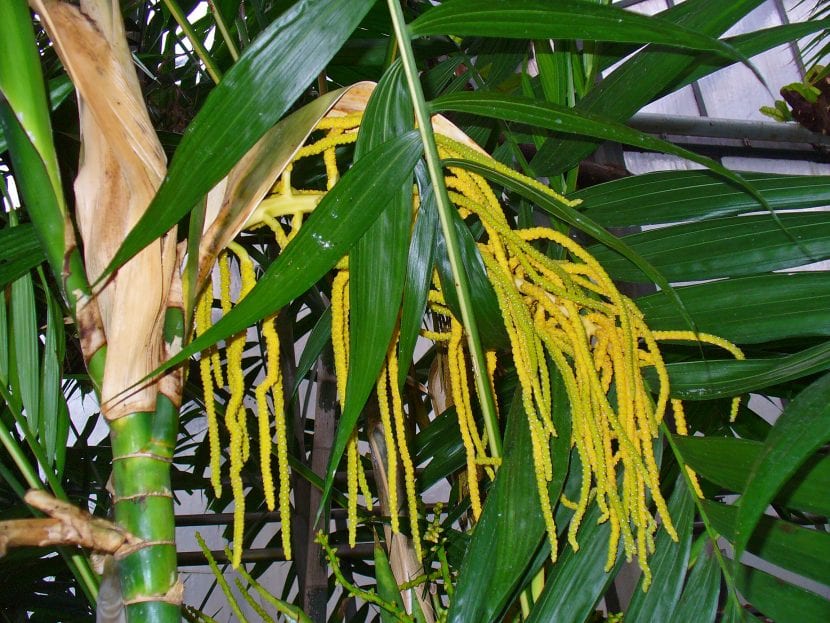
[194,112,744,584]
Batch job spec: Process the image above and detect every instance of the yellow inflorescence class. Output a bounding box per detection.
[195,285,223,498]
[386,336,423,560]
[195,114,369,567]
[426,135,744,587]
[196,109,745,583]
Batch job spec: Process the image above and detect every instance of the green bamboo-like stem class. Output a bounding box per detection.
[208,0,240,61]
[111,397,180,621]
[162,0,223,83]
[111,306,184,621]
[4,1,182,615]
[386,0,502,458]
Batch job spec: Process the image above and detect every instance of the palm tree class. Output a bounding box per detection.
[1,1,829,622]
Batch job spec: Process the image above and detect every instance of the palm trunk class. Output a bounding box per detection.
[110,402,180,620]
[109,304,185,620]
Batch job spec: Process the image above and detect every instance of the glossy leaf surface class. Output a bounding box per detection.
[589,212,830,282]
[410,0,742,57]
[638,273,830,344]
[675,435,830,516]
[575,171,830,228]
[734,373,830,563]
[447,396,544,623]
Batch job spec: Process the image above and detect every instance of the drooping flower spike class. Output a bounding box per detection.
[194,92,744,583]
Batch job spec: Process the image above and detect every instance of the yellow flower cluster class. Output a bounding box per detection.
[196,108,744,584]
[426,135,744,586]
[331,265,421,555]
[195,113,364,567]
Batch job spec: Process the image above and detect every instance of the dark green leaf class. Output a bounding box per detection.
[589,212,830,282]
[40,278,67,470]
[104,0,376,277]
[0,288,7,382]
[0,225,46,288]
[0,75,72,155]
[448,394,543,623]
[328,60,417,517]
[669,544,721,623]
[348,56,413,396]
[670,19,830,93]
[432,93,760,206]
[373,538,408,623]
[574,171,830,228]
[435,204,508,350]
[639,273,830,344]
[398,162,438,389]
[10,271,39,435]
[734,373,830,563]
[415,407,465,492]
[291,306,331,398]
[0,103,65,275]
[663,340,830,401]
[737,564,830,623]
[627,478,695,622]
[533,38,570,107]
[0,0,63,195]
[525,503,620,623]
[674,435,830,516]
[702,500,830,586]
[410,0,743,58]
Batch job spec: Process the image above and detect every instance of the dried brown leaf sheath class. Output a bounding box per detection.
[31,0,177,419]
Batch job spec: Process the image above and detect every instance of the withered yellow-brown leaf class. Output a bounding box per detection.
[31,0,177,419]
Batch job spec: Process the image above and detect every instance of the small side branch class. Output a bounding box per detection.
[0,490,138,557]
